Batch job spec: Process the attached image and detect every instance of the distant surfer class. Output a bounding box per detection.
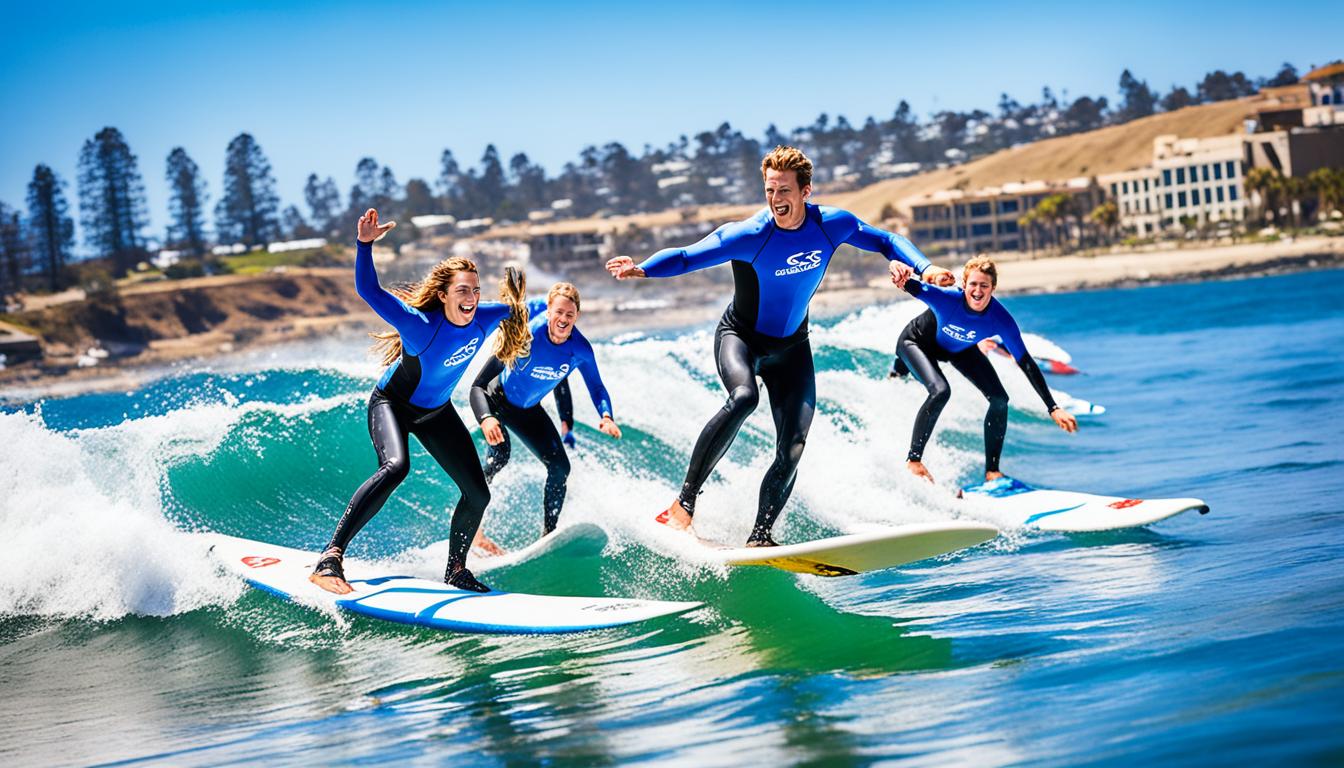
[310,208,531,595]
[469,282,621,541]
[606,146,954,545]
[888,256,1077,484]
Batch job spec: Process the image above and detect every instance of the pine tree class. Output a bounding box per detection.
[77,126,148,274]
[216,133,281,246]
[27,165,75,292]
[349,157,381,216]
[1118,69,1157,121]
[165,147,208,256]
[304,174,342,236]
[0,202,26,297]
[437,149,463,214]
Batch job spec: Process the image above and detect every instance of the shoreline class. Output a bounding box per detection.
[3,237,1340,404]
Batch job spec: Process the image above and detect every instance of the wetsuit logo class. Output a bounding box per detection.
[774,250,823,277]
[530,362,571,381]
[444,337,480,367]
[942,324,977,343]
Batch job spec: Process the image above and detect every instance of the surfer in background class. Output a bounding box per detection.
[310,208,531,595]
[469,281,621,541]
[889,256,1077,484]
[606,146,955,546]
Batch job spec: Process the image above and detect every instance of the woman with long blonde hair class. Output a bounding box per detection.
[468,281,622,543]
[311,208,530,595]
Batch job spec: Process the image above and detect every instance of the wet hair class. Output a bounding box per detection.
[962,256,999,287]
[760,145,813,189]
[370,258,531,367]
[547,282,580,312]
[494,267,531,366]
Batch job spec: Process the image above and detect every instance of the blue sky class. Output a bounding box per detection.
[1,0,1339,246]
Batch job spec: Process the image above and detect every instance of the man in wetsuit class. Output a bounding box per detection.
[890,256,1078,484]
[606,146,955,546]
[469,284,621,539]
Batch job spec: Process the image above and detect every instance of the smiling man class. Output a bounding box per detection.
[606,146,953,545]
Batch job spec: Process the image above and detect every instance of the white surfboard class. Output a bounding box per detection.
[206,534,699,634]
[472,522,608,573]
[960,477,1209,532]
[702,521,1000,576]
[1051,387,1107,417]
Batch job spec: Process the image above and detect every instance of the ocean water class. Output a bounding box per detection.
[2,270,1342,766]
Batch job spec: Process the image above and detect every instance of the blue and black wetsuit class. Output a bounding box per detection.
[893,281,1057,473]
[637,203,933,543]
[324,240,514,589]
[469,300,613,534]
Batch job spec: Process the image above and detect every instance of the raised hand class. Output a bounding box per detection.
[888,261,913,288]
[357,208,397,243]
[924,266,956,287]
[605,256,646,280]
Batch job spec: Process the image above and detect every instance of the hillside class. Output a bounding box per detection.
[828,97,1259,221]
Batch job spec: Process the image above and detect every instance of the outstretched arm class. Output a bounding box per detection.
[607,220,756,280]
[353,209,442,353]
[839,213,955,287]
[1016,353,1078,433]
[574,340,620,438]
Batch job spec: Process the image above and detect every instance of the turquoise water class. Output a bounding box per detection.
[2,270,1342,765]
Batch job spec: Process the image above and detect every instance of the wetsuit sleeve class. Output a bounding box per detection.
[468,355,506,423]
[526,298,549,318]
[1017,354,1058,412]
[354,240,436,353]
[997,308,1057,411]
[903,280,960,313]
[553,377,574,426]
[572,334,613,418]
[475,302,512,334]
[636,221,758,278]
[830,211,933,274]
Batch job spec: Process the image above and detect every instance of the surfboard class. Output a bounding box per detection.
[960,476,1209,532]
[472,522,608,573]
[1051,387,1107,417]
[206,534,699,634]
[701,521,1000,576]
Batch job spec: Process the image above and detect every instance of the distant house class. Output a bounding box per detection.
[909,179,1103,254]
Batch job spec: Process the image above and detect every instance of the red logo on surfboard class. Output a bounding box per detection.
[1108,499,1144,509]
[241,556,280,568]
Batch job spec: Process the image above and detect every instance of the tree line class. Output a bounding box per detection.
[0,61,1315,298]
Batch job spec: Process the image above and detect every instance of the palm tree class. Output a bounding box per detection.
[1089,201,1119,247]
[1307,168,1343,223]
[1244,167,1282,226]
[1018,210,1038,255]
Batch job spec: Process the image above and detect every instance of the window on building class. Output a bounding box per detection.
[1217,186,1225,203]
[1114,183,1121,196]
[933,227,952,240]
[970,202,991,217]
[955,204,967,218]
[1214,163,1222,180]
[956,225,967,238]
[998,199,1019,214]
[971,223,993,236]
[997,220,1019,234]
[1229,185,1238,201]
[1002,239,1019,250]
[1165,192,1173,208]
[1226,160,1236,178]
[1177,168,1185,185]
[1144,178,1150,192]
[1178,191,1187,207]
[1145,198,1151,213]
[1163,169,1172,186]
[1202,165,1210,182]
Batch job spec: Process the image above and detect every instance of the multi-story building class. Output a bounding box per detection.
[1148,134,1249,229]
[1099,167,1162,236]
[1303,61,1344,128]
[909,179,1103,254]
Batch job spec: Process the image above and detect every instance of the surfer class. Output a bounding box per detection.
[310,208,531,595]
[469,282,621,538]
[606,145,955,546]
[888,256,1078,484]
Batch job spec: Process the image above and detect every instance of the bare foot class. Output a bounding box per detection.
[906,460,936,484]
[655,499,693,531]
[985,470,1005,482]
[309,573,354,594]
[471,530,506,557]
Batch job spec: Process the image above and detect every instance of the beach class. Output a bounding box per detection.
[3,234,1339,403]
